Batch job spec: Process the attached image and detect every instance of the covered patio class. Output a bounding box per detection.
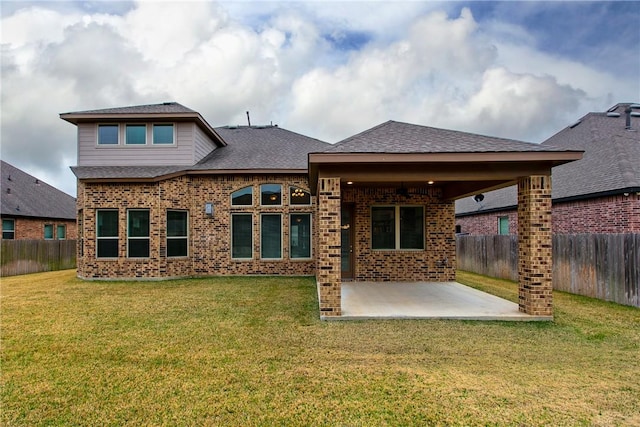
[308,121,583,320]
[333,281,550,321]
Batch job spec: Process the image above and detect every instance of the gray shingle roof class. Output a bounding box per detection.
[61,102,196,115]
[326,120,568,153]
[71,125,331,180]
[1,161,76,219]
[195,126,331,170]
[456,103,640,215]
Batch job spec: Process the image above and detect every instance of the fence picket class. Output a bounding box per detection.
[1,240,77,277]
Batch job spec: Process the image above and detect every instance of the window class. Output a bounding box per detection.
[231,186,253,206]
[98,125,119,145]
[2,219,15,239]
[126,124,146,145]
[127,210,150,258]
[153,124,174,144]
[290,214,311,259]
[261,214,282,259]
[231,214,252,259]
[44,224,54,240]
[167,210,188,257]
[97,210,118,258]
[261,184,281,206]
[498,216,509,235]
[371,206,424,250]
[57,225,66,240]
[290,187,311,205]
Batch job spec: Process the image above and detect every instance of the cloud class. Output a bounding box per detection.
[1,1,637,197]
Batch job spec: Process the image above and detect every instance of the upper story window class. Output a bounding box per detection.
[153,124,174,144]
[2,219,15,239]
[261,184,282,206]
[290,187,311,205]
[231,186,253,206]
[98,125,119,145]
[126,125,146,145]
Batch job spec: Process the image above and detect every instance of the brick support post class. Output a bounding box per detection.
[317,177,341,317]
[517,175,553,316]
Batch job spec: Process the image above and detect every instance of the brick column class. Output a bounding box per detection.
[517,175,553,316]
[317,177,341,317]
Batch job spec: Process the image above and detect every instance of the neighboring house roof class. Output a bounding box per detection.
[71,125,331,180]
[325,120,570,153]
[456,103,640,215]
[1,160,76,220]
[60,102,226,148]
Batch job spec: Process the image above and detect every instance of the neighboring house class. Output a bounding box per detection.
[456,103,640,235]
[61,102,582,317]
[1,160,77,240]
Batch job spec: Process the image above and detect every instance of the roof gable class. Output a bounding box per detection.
[327,120,568,154]
[1,161,76,219]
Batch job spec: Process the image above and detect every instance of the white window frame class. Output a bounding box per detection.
[166,210,188,258]
[127,209,150,258]
[44,224,54,240]
[57,224,66,240]
[260,184,282,207]
[97,124,120,145]
[125,124,147,145]
[289,186,312,206]
[152,123,176,145]
[260,213,283,260]
[231,213,253,260]
[2,218,15,239]
[371,205,425,251]
[231,186,253,206]
[96,209,119,258]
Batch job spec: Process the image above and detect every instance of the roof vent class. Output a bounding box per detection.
[631,112,640,117]
[7,174,11,181]
[162,102,173,105]
[569,120,581,128]
[607,112,620,117]
[630,104,640,109]
[6,188,10,194]
[35,179,40,185]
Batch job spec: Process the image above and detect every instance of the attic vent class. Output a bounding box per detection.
[607,112,620,117]
[569,120,581,128]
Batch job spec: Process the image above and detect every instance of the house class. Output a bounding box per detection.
[61,102,582,317]
[455,103,640,235]
[1,160,77,240]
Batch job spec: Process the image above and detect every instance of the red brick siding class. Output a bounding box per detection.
[456,193,640,235]
[342,186,456,282]
[0,216,77,240]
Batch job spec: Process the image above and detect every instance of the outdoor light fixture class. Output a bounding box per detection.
[428,180,434,185]
[205,202,214,216]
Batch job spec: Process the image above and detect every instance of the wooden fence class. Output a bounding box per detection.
[1,240,76,277]
[457,234,640,308]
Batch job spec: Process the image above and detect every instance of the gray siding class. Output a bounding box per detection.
[194,125,217,163]
[77,122,199,166]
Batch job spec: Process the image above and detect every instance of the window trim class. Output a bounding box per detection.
[231,213,253,260]
[289,186,312,206]
[127,209,150,258]
[371,205,425,251]
[44,224,54,240]
[231,186,254,207]
[125,124,147,145]
[2,218,15,239]
[152,123,175,145]
[289,213,312,260]
[498,216,510,235]
[260,184,282,207]
[260,213,283,260]
[96,209,119,259]
[166,210,188,258]
[97,124,119,145]
[56,224,66,240]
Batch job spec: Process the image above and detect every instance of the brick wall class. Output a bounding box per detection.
[456,193,640,235]
[77,174,316,279]
[0,216,77,240]
[342,186,456,282]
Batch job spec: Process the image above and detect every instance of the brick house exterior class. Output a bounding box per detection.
[62,103,582,317]
[1,161,77,240]
[456,103,640,235]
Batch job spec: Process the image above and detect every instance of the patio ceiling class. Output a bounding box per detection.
[308,151,583,200]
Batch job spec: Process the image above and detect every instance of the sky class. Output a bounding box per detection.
[1,1,639,197]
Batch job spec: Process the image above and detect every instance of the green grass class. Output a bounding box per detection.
[2,270,639,426]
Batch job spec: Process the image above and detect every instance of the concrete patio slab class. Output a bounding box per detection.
[325,281,552,321]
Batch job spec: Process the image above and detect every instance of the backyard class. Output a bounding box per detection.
[1,270,639,426]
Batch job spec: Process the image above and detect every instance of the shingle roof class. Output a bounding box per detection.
[456,103,640,215]
[71,125,331,180]
[195,126,331,170]
[326,120,569,153]
[61,102,196,115]
[1,161,76,219]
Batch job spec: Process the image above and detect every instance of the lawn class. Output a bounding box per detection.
[2,270,639,426]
